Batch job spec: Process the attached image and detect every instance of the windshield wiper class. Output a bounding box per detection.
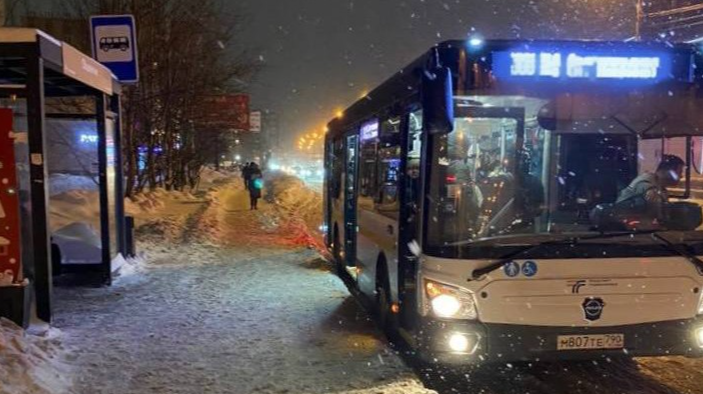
[650,232,703,275]
[469,230,660,280]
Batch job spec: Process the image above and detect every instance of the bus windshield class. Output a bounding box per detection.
[425,91,703,254]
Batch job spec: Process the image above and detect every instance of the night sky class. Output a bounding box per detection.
[233,0,635,144]
[30,0,637,144]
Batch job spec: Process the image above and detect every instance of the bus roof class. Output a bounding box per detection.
[327,39,699,139]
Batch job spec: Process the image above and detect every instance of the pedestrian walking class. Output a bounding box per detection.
[248,163,263,210]
[242,162,252,190]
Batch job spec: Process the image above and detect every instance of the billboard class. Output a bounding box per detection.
[0,109,22,286]
[201,95,250,131]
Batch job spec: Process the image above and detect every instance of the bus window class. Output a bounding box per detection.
[427,116,525,244]
[554,134,635,229]
[376,134,401,217]
[426,96,554,247]
[408,111,423,162]
[359,130,378,211]
[330,138,344,199]
[403,110,423,220]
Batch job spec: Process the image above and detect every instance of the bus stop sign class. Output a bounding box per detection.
[90,15,139,83]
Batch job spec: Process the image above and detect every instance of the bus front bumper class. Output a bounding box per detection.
[417,317,703,365]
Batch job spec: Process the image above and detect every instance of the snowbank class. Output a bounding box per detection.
[199,166,231,186]
[49,189,177,232]
[0,319,70,394]
[264,172,324,248]
[48,174,97,196]
[49,191,102,232]
[47,167,233,233]
[339,380,435,394]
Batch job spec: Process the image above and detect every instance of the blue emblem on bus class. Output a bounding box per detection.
[522,261,538,277]
[504,261,520,277]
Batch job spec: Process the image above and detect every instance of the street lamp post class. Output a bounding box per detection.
[635,0,644,40]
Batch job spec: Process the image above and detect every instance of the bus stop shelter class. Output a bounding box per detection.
[0,28,126,325]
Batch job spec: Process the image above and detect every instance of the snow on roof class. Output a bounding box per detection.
[0,27,61,45]
[0,27,117,95]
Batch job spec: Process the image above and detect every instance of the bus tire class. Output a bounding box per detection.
[376,258,399,343]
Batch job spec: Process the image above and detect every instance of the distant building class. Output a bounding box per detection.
[263,110,281,154]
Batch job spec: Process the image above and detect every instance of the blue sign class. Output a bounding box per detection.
[90,15,139,83]
[79,134,98,144]
[360,119,379,141]
[493,49,674,83]
[522,261,538,277]
[503,261,520,278]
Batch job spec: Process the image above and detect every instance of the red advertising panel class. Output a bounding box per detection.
[201,94,250,131]
[0,109,21,286]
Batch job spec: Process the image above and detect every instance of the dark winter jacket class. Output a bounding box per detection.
[248,168,263,198]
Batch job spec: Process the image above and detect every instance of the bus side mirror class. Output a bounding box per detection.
[422,67,454,135]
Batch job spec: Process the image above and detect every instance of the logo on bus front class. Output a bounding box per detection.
[503,261,520,277]
[582,297,605,321]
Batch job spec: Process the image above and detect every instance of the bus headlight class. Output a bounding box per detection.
[698,297,703,315]
[423,280,477,320]
[432,294,462,317]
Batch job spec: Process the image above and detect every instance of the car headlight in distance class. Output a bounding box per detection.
[423,280,477,320]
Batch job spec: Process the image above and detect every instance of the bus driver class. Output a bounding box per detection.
[616,154,685,220]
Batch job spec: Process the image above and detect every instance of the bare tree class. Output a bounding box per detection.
[67,0,259,195]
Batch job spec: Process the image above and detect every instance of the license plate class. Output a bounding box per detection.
[557,334,624,350]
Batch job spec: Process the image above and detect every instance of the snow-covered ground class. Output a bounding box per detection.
[51,174,433,394]
[6,171,703,394]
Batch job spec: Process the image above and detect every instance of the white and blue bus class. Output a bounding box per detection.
[324,38,703,365]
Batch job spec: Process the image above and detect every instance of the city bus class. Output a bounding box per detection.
[323,38,703,365]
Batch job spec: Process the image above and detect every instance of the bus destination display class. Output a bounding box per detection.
[493,49,674,82]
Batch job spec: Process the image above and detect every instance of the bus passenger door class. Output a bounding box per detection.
[398,109,424,329]
[323,139,332,246]
[344,134,359,267]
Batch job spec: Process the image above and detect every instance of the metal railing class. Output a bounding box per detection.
[637,0,703,40]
